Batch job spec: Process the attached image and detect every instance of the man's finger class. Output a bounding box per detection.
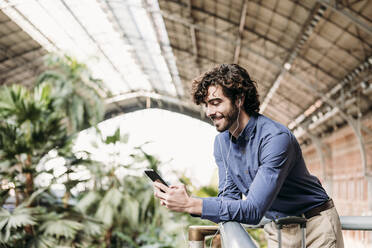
[170,184,185,189]
[154,181,169,193]
[154,188,167,200]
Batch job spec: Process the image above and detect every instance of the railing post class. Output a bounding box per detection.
[188,225,219,248]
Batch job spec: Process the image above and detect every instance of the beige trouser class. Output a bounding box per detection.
[264,207,344,248]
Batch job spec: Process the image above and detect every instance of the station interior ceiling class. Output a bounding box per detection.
[0,0,371,150]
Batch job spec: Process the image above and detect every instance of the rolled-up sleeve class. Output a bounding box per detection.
[201,133,295,224]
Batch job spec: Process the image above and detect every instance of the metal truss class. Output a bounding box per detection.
[260,3,326,112]
[104,90,209,124]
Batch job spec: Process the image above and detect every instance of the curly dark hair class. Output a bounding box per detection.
[191,64,260,115]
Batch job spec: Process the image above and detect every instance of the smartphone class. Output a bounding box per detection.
[144,169,169,187]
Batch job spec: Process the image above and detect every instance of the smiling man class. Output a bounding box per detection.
[153,64,344,247]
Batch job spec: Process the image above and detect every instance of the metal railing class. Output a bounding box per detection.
[188,216,372,248]
[219,221,258,248]
[340,216,372,230]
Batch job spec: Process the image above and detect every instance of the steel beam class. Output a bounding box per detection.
[316,0,372,36]
[233,0,247,64]
[104,91,210,125]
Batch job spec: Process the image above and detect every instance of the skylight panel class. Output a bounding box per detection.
[130,0,177,96]
[146,0,184,96]
[1,0,182,98]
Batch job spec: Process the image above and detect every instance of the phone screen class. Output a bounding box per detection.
[144,169,169,187]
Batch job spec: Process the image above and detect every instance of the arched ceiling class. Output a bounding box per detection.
[0,0,371,146]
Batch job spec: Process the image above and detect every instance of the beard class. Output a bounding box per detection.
[213,104,239,132]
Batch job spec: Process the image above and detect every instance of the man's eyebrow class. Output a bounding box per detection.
[207,97,221,103]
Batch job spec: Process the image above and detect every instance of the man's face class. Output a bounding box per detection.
[205,85,239,132]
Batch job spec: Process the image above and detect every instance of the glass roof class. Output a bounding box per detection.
[0,0,183,98]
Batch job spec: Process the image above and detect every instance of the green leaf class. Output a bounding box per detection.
[104,128,120,144]
[40,218,84,239]
[29,235,57,248]
[113,231,138,248]
[95,188,122,227]
[0,206,37,241]
[76,191,100,213]
[95,202,114,227]
[82,219,102,236]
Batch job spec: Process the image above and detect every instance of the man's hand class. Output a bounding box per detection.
[153,182,202,215]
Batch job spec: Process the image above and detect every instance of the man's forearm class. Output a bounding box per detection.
[187,197,203,215]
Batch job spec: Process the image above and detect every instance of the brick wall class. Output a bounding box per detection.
[302,118,372,247]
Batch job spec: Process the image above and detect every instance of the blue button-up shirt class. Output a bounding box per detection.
[201,113,329,224]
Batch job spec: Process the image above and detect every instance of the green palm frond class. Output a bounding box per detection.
[121,196,140,229]
[95,188,122,227]
[113,231,138,248]
[95,203,114,227]
[0,83,68,160]
[29,235,57,248]
[0,206,37,241]
[36,54,106,133]
[0,121,29,158]
[0,84,29,119]
[76,191,100,213]
[40,216,84,239]
[81,219,102,236]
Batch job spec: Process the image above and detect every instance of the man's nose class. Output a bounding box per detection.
[206,106,215,118]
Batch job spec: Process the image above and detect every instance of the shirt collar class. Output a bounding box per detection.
[229,113,258,144]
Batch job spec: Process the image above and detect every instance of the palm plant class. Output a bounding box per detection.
[36,54,107,133]
[0,53,107,246]
[0,84,68,199]
[0,83,100,247]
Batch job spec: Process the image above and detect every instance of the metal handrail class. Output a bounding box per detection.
[219,221,258,248]
[340,216,372,230]
[188,216,372,248]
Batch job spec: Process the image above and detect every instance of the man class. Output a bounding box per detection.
[153,64,344,247]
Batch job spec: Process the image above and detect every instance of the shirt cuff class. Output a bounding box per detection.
[201,198,221,223]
